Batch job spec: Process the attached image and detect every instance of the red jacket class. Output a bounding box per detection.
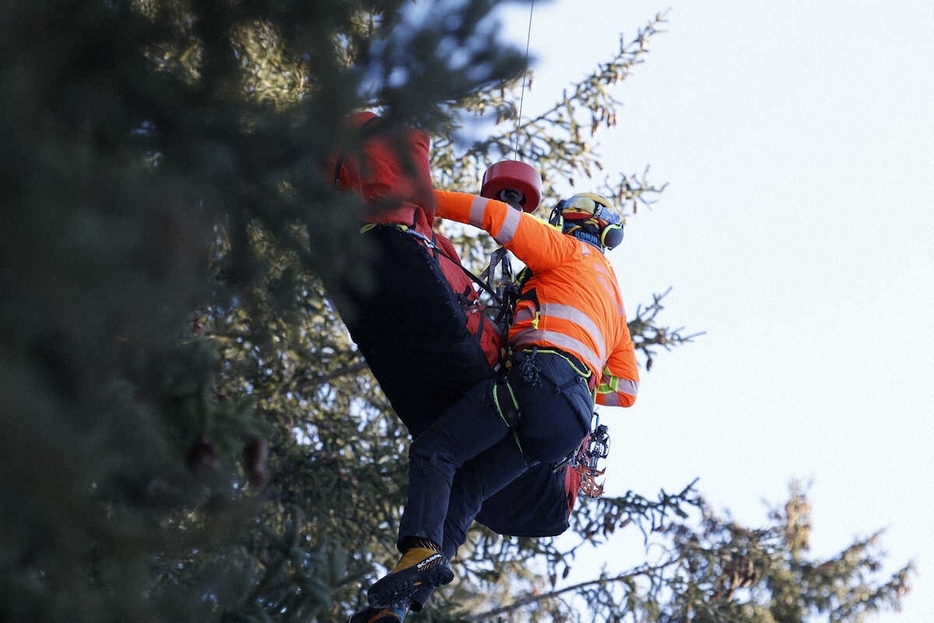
[329,113,502,368]
[331,111,436,227]
[434,190,640,407]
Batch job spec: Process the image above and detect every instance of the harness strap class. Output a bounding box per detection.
[514,347,596,392]
[480,246,521,333]
[363,223,504,303]
[493,379,521,429]
[493,378,523,453]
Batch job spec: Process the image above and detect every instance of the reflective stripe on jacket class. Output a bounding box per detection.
[433,190,640,407]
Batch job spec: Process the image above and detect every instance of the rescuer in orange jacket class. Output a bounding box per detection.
[364,190,640,617]
[461,190,641,407]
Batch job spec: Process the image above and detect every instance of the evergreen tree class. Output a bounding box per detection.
[0,2,913,622]
[464,483,913,623]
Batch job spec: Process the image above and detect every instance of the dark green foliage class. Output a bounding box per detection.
[0,2,912,622]
[1,1,520,620]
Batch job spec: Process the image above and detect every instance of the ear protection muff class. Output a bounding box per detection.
[598,212,624,249]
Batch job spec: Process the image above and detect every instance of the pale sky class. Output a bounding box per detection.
[495,1,934,620]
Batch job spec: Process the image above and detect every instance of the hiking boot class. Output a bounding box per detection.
[367,547,453,608]
[347,602,408,623]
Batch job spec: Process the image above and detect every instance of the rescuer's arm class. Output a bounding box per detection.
[433,190,576,270]
[595,328,640,408]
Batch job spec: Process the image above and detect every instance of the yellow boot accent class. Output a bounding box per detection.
[367,548,453,608]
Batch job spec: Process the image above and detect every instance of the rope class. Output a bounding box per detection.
[513,0,535,158]
[396,227,504,303]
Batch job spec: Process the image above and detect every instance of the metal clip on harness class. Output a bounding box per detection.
[554,414,611,499]
[480,246,519,334]
[574,417,610,499]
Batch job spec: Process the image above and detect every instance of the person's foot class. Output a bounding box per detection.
[367,547,453,608]
[347,602,408,623]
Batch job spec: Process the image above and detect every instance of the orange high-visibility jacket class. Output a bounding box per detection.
[434,190,640,407]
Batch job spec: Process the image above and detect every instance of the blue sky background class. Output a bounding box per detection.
[494,1,934,620]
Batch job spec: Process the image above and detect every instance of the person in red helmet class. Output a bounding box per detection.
[363,189,640,617]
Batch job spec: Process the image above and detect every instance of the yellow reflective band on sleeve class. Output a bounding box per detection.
[597,374,639,398]
[597,374,619,395]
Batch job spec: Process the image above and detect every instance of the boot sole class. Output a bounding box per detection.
[347,606,407,623]
[367,564,454,608]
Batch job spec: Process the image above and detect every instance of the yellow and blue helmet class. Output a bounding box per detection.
[548,193,624,250]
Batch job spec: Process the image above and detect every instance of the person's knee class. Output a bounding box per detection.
[409,437,441,471]
[409,431,464,475]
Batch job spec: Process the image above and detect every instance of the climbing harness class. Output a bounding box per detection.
[493,378,521,429]
[367,222,505,303]
[479,246,521,334]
